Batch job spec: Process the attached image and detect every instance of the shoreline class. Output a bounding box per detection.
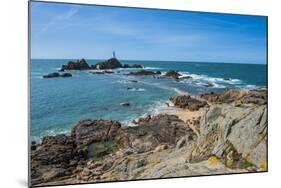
[30,88,268,186]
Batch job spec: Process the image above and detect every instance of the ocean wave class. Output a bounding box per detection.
[127,88,146,92]
[124,100,176,127]
[143,66,161,70]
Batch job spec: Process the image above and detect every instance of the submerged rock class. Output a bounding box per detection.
[170,95,208,111]
[120,102,130,106]
[43,72,60,78]
[43,72,72,78]
[123,64,143,68]
[128,70,161,76]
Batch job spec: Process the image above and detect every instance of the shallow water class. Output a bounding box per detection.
[30,59,267,142]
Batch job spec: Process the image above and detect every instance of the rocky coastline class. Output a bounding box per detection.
[31,89,267,186]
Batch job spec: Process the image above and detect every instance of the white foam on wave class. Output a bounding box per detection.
[143,66,161,70]
[127,88,146,92]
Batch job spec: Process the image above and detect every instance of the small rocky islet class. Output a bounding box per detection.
[31,89,267,186]
[42,57,197,83]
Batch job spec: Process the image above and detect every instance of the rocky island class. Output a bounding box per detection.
[31,89,267,186]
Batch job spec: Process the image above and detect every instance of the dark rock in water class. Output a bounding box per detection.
[129,79,138,83]
[62,58,91,70]
[92,71,105,75]
[128,70,161,76]
[123,64,130,68]
[122,64,143,68]
[120,102,130,106]
[164,70,182,79]
[95,58,122,70]
[170,95,208,111]
[130,64,143,68]
[43,72,72,78]
[61,73,72,77]
[155,71,161,74]
[104,70,114,74]
[43,72,60,78]
[58,68,65,72]
[223,78,231,81]
[201,83,214,88]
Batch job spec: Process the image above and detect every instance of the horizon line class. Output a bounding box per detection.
[30,57,266,65]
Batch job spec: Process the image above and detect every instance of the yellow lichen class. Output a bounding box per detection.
[208,155,220,166]
[260,160,268,171]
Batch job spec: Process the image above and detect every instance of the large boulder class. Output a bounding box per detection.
[71,119,122,148]
[170,95,208,111]
[62,58,91,70]
[94,58,122,70]
[125,114,197,153]
[189,103,267,170]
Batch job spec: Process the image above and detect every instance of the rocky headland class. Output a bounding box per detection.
[31,89,267,186]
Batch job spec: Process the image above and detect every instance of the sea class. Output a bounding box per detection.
[30,59,267,142]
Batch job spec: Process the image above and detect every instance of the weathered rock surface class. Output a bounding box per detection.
[31,89,267,186]
[170,95,208,111]
[62,58,91,70]
[200,89,267,105]
[189,103,267,170]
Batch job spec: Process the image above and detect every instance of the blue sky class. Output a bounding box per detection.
[30,2,267,64]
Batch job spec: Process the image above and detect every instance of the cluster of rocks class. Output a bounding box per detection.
[43,72,72,78]
[61,58,143,71]
[31,114,195,186]
[170,95,208,111]
[62,58,91,70]
[31,89,268,186]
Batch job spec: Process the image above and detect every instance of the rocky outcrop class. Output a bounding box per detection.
[31,89,267,186]
[128,70,161,76]
[170,95,208,111]
[164,70,181,79]
[62,59,91,70]
[43,73,72,78]
[188,103,267,170]
[94,58,122,70]
[200,89,267,105]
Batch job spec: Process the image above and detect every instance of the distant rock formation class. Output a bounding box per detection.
[94,58,123,70]
[164,70,182,79]
[128,70,161,76]
[62,58,91,70]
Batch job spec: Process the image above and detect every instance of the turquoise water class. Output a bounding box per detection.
[30,59,267,142]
